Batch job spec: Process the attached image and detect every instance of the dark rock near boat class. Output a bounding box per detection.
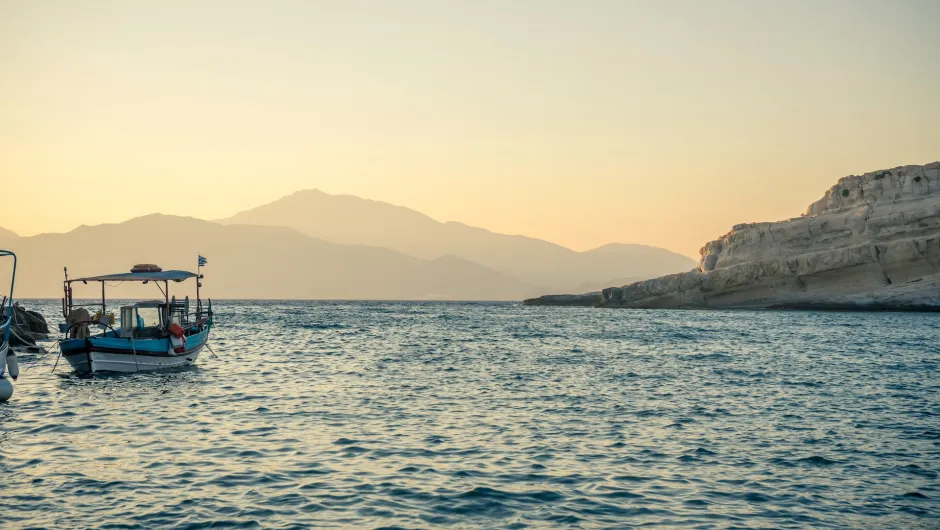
[1,302,50,347]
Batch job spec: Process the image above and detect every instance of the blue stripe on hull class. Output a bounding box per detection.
[60,328,210,373]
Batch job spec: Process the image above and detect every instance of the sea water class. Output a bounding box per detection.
[1,301,938,529]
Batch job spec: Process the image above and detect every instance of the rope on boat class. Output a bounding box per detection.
[131,333,140,372]
[24,340,59,372]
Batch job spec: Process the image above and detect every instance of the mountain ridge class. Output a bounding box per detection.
[219,188,696,292]
[4,190,696,299]
[2,214,541,300]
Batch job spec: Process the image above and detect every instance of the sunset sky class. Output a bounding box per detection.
[2,0,938,257]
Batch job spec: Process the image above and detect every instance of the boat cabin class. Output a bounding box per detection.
[119,299,194,339]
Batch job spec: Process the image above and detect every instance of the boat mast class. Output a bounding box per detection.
[196,257,202,319]
[165,280,170,324]
[62,267,70,318]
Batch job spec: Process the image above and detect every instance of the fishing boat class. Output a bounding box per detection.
[1,249,19,401]
[58,261,214,374]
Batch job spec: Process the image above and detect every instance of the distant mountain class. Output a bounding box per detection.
[220,190,696,292]
[0,227,18,241]
[4,215,538,300]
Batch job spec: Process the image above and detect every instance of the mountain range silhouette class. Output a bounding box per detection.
[1,190,694,300]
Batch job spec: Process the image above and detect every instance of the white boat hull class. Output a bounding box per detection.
[0,341,11,402]
[0,340,7,376]
[64,344,204,373]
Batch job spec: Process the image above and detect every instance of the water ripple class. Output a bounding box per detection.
[1,301,939,528]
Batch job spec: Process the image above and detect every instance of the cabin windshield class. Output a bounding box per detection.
[137,307,161,329]
[120,305,166,338]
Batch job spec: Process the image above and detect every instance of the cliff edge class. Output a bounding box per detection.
[524,162,940,310]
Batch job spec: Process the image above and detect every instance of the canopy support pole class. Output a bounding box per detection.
[196,261,202,319]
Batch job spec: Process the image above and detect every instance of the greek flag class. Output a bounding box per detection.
[198,255,208,267]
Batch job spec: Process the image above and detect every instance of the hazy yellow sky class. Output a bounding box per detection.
[2,0,938,257]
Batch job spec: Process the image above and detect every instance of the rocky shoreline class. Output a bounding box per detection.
[525,162,940,310]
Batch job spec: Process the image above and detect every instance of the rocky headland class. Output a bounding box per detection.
[524,162,940,310]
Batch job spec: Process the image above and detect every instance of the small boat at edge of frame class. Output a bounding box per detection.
[1,249,19,401]
[58,261,214,374]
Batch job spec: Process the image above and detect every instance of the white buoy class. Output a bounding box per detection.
[0,377,12,402]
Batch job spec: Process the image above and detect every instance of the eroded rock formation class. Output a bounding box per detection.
[525,162,940,310]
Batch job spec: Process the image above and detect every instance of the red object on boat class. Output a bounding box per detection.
[169,324,187,353]
[168,323,185,338]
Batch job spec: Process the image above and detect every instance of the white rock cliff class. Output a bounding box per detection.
[525,162,940,310]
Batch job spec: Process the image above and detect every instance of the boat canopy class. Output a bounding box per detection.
[70,270,197,283]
